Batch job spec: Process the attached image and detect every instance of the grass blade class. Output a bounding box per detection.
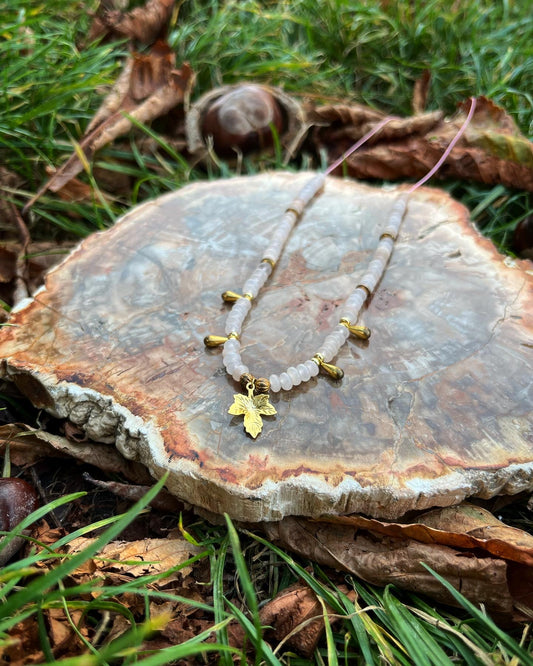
[0,475,168,632]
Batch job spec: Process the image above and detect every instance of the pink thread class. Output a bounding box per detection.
[408,97,477,193]
[325,115,398,176]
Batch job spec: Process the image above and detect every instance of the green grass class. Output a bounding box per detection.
[1,0,531,248]
[0,0,532,662]
[1,496,531,664]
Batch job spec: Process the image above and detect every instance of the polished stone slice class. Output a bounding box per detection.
[0,172,531,521]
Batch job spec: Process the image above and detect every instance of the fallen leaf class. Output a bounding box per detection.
[259,582,353,658]
[87,0,176,45]
[67,535,201,580]
[24,42,193,212]
[323,503,533,566]
[313,96,533,191]
[0,423,153,484]
[412,69,431,115]
[263,517,517,616]
[83,473,187,513]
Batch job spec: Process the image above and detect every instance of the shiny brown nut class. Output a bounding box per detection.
[0,478,39,531]
[201,84,285,157]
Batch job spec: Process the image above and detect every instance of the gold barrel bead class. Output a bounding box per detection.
[254,377,271,395]
[240,373,256,392]
[243,292,254,301]
[311,353,324,366]
[227,332,240,340]
[379,232,396,241]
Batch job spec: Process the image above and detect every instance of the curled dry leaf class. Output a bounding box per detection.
[324,503,533,566]
[412,69,431,115]
[24,40,193,213]
[0,241,75,308]
[513,214,533,259]
[261,583,353,658]
[262,517,519,616]
[315,96,533,191]
[87,0,175,45]
[82,473,188,513]
[0,423,153,485]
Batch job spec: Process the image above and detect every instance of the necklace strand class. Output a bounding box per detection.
[205,98,477,436]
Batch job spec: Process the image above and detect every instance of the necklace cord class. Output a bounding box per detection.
[324,115,398,176]
[408,96,477,193]
[210,96,479,436]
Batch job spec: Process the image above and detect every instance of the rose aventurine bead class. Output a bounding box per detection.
[345,290,366,310]
[279,372,293,391]
[231,364,249,382]
[269,374,281,392]
[304,359,320,377]
[224,338,240,352]
[336,324,350,341]
[223,356,240,372]
[297,174,325,204]
[287,366,301,386]
[297,363,311,382]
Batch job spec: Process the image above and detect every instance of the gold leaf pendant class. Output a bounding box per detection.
[228,385,277,438]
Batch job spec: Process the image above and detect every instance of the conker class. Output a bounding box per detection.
[0,478,39,531]
[201,84,285,157]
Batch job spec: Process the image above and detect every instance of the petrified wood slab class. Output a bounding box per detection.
[1,173,532,521]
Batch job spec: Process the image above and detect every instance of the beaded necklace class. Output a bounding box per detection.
[205,98,477,438]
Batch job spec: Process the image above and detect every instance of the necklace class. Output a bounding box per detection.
[205,98,477,438]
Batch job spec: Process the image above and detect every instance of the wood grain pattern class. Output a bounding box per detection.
[1,173,531,520]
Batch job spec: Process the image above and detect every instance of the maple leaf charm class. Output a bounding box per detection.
[228,391,277,438]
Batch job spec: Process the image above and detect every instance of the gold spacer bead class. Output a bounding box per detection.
[311,353,324,366]
[379,232,396,240]
[356,284,371,298]
[227,332,240,340]
[285,206,302,218]
[339,318,371,340]
[222,290,243,302]
[261,257,276,268]
[204,334,228,347]
[243,292,254,301]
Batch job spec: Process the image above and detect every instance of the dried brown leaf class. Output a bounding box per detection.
[83,473,187,513]
[313,96,533,190]
[0,423,153,484]
[412,69,431,114]
[87,0,175,45]
[258,582,353,658]
[24,44,193,213]
[263,517,516,615]
[323,503,533,566]
[67,535,201,580]
[0,617,43,665]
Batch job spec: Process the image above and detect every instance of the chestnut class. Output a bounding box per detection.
[0,478,39,531]
[201,84,285,157]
